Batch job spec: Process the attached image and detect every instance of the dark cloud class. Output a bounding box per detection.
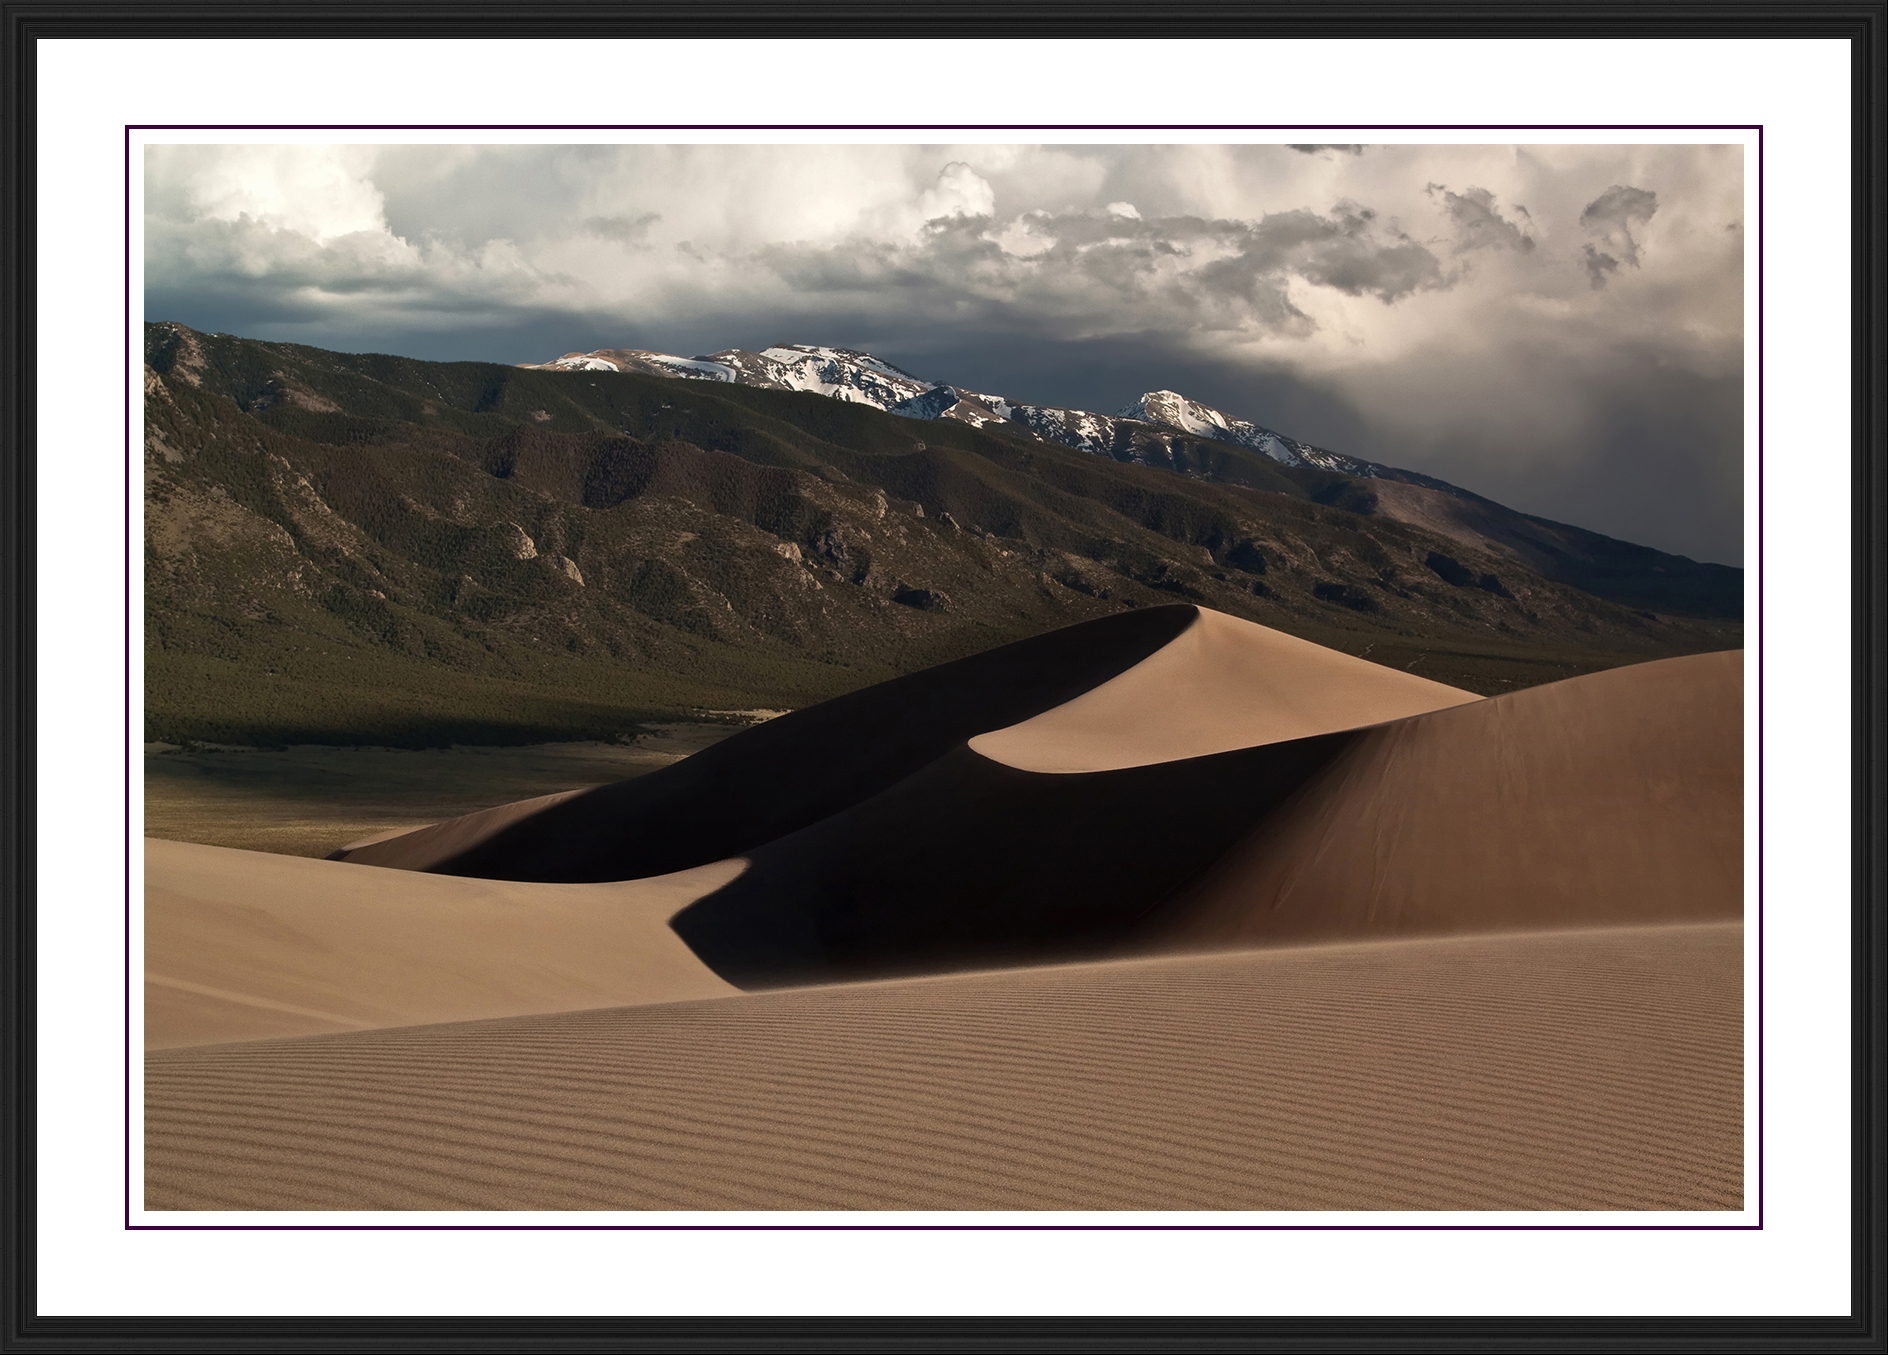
[1427,184,1535,253]
[583,212,660,243]
[1580,184,1658,266]
[1580,243,1622,290]
[757,202,1443,342]
[1287,144,1365,156]
[1350,338,1741,566]
[1249,202,1443,300]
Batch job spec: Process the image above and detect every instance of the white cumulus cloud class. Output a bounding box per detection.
[917,161,996,221]
[154,144,389,243]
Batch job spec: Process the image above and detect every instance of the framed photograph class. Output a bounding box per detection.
[6,6,1881,1349]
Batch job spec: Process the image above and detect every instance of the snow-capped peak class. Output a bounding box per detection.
[1119,390,1232,437]
[521,344,1467,494]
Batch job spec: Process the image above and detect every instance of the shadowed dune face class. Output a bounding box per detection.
[145,923,1742,1212]
[673,647,1741,988]
[970,606,1478,773]
[335,604,1200,881]
[1153,649,1743,950]
[670,734,1357,988]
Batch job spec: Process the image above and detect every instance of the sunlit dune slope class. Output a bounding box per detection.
[970,605,1478,773]
[144,839,739,1049]
[145,922,1742,1212]
[1152,649,1743,951]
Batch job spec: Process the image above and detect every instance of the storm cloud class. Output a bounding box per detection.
[1429,184,1535,253]
[1579,183,1659,287]
[143,142,1744,563]
[583,212,660,243]
[756,198,1445,341]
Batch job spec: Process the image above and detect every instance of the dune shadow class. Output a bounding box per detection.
[671,732,1358,988]
[349,604,1199,880]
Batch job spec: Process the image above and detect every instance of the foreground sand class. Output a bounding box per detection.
[145,839,739,1049]
[146,922,1741,1212]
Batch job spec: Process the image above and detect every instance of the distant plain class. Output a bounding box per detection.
[143,725,739,858]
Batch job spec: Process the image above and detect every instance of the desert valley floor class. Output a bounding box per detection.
[144,604,1744,1212]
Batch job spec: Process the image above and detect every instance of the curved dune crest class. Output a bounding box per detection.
[145,838,741,1049]
[334,604,1199,881]
[970,607,1480,773]
[1152,649,1743,951]
[325,789,586,870]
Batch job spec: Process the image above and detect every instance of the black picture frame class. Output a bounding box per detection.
[3,4,1882,1350]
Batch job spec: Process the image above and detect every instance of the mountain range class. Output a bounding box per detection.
[143,321,1742,747]
[527,341,1742,619]
[523,343,1469,492]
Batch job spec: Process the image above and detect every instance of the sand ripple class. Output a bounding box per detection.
[146,923,1741,1212]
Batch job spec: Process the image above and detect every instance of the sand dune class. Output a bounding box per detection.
[970,606,1478,773]
[335,604,1198,880]
[312,611,1740,990]
[145,922,1742,1212]
[671,648,1739,987]
[326,789,584,859]
[145,839,739,1049]
[1152,649,1743,951]
[334,605,1476,878]
[669,734,1355,987]
[148,609,1744,1212]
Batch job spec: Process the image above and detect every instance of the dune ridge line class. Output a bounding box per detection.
[969,606,1480,773]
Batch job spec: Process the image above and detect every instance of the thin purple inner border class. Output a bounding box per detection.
[119,122,1765,1234]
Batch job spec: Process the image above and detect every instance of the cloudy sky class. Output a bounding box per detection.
[144,142,1745,564]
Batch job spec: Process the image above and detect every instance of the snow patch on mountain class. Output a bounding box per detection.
[522,343,1472,496]
[646,355,737,381]
[544,354,623,372]
[1005,404,1123,455]
[1116,388,1469,489]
